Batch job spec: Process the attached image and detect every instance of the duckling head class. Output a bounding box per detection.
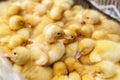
[10,47,30,65]
[44,24,65,43]
[8,34,29,48]
[94,61,116,79]
[62,29,77,44]
[78,38,95,55]
[82,10,101,25]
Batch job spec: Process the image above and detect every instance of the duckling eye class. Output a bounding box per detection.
[97,71,102,74]
[71,36,74,38]
[57,32,61,35]
[14,52,16,55]
[86,17,89,19]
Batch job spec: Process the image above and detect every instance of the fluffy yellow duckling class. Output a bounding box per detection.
[53,61,68,76]
[78,38,94,56]
[0,24,15,37]
[92,30,108,40]
[48,5,64,20]
[69,71,81,80]
[33,4,47,16]
[93,61,116,79]
[64,57,83,74]
[28,24,65,65]
[16,28,31,38]
[8,34,29,49]
[53,0,74,10]
[82,10,120,35]
[9,46,53,80]
[23,14,41,27]
[62,29,77,44]
[9,15,25,30]
[64,21,82,35]
[41,0,53,9]
[6,4,22,17]
[31,15,54,38]
[78,38,120,63]
[80,24,94,37]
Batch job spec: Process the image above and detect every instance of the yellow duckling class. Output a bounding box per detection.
[93,61,116,79]
[9,46,53,80]
[82,9,120,35]
[31,15,54,38]
[28,24,65,65]
[9,15,25,30]
[6,4,22,17]
[78,38,120,63]
[64,57,83,74]
[64,21,82,36]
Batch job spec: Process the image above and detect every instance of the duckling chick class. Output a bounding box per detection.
[82,9,120,35]
[0,24,15,37]
[16,28,31,38]
[64,21,82,36]
[92,30,108,40]
[69,71,81,80]
[64,57,83,74]
[62,29,77,44]
[6,4,22,17]
[93,61,116,79]
[8,34,29,49]
[78,38,95,56]
[23,14,41,27]
[31,15,54,38]
[80,24,94,38]
[9,15,25,30]
[10,46,53,80]
[28,24,65,65]
[53,61,68,76]
[89,40,120,63]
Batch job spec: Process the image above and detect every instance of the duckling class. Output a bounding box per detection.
[0,24,15,37]
[6,4,22,17]
[82,9,120,35]
[64,57,83,74]
[48,5,64,20]
[78,38,120,63]
[9,46,53,80]
[41,0,53,9]
[23,14,41,27]
[62,29,77,44]
[53,0,74,10]
[64,21,82,35]
[78,38,94,56]
[93,61,116,79]
[89,40,120,63]
[31,15,54,38]
[92,30,108,40]
[80,24,94,38]
[69,71,81,80]
[9,15,25,30]
[53,61,68,76]
[28,24,65,65]
[33,4,47,16]
[16,28,31,38]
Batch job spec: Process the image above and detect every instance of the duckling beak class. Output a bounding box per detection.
[64,35,72,39]
[3,54,14,64]
[79,19,85,24]
[26,40,33,45]
[74,51,81,59]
